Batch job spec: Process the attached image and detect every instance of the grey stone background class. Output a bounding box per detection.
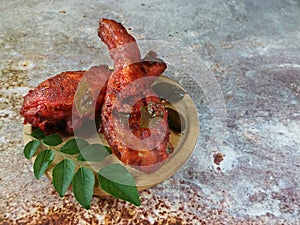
[1,0,299,224]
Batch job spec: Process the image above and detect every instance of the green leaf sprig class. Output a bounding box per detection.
[24,129,141,209]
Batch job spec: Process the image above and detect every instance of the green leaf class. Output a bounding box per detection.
[74,80,93,116]
[76,154,86,162]
[77,144,111,162]
[31,128,46,139]
[60,138,89,155]
[72,167,95,209]
[34,150,55,179]
[152,81,185,102]
[52,159,75,197]
[104,146,112,154]
[24,140,40,159]
[98,164,141,206]
[42,134,63,146]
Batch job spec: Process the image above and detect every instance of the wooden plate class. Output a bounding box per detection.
[23,76,199,196]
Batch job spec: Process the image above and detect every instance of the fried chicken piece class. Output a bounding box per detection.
[20,66,111,134]
[98,18,141,70]
[99,18,172,172]
[20,18,172,172]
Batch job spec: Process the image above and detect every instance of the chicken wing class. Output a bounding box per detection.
[99,18,173,172]
[20,66,111,134]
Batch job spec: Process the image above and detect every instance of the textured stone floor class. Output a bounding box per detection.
[1,0,299,224]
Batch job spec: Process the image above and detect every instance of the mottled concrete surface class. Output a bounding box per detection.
[1,0,300,224]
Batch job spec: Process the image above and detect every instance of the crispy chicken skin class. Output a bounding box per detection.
[20,18,172,172]
[20,66,111,134]
[98,18,141,70]
[99,18,172,172]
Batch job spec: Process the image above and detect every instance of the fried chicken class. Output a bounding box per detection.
[99,18,172,172]
[20,18,173,172]
[20,66,111,134]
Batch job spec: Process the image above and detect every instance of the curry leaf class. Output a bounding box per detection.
[33,149,55,179]
[104,146,112,154]
[24,140,40,159]
[52,159,75,197]
[77,144,111,162]
[42,134,63,146]
[74,80,93,116]
[60,138,89,155]
[72,167,95,209]
[25,129,140,207]
[152,81,185,102]
[31,128,46,139]
[98,164,141,206]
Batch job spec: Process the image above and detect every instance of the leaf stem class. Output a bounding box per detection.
[27,133,87,168]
